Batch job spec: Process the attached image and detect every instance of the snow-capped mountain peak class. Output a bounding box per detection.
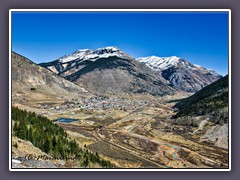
[137,55,222,92]
[57,46,130,64]
[58,49,90,63]
[161,56,182,65]
[93,46,128,58]
[40,47,222,93]
[137,55,182,70]
[96,46,120,51]
[73,49,91,54]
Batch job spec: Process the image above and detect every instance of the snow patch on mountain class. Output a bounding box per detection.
[137,55,219,76]
[137,55,182,70]
[57,46,129,63]
[58,49,90,63]
[137,55,222,92]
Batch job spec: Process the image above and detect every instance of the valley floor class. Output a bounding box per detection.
[11,93,229,169]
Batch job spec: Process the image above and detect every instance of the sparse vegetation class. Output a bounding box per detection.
[13,142,18,149]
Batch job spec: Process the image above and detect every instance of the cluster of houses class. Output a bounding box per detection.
[38,96,149,112]
[78,97,149,111]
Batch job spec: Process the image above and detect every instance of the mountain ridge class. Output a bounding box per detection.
[12,51,92,105]
[137,55,222,92]
[39,46,222,94]
[40,47,175,96]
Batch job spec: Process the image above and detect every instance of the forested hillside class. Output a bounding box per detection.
[173,75,228,125]
[12,106,114,168]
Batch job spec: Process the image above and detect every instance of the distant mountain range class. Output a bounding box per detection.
[137,56,222,92]
[39,47,175,96]
[39,46,222,94]
[12,46,223,98]
[40,47,133,74]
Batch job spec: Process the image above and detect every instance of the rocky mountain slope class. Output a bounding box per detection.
[39,46,133,74]
[40,47,175,96]
[12,136,65,168]
[173,75,229,149]
[137,56,222,92]
[12,52,91,105]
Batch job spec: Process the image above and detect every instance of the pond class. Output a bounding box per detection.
[54,118,78,123]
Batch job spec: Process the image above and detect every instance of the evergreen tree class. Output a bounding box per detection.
[11,106,114,168]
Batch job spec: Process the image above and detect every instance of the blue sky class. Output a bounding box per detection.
[12,11,229,75]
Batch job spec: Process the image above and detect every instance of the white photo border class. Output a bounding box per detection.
[9,9,231,171]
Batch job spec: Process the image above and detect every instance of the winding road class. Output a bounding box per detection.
[59,123,167,168]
